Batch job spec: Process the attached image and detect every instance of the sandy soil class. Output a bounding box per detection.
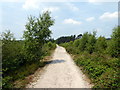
[26,45,92,88]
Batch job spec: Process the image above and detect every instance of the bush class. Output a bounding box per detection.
[2,40,25,76]
[74,53,120,88]
[94,68,119,88]
[78,32,89,52]
[86,32,96,54]
[73,39,80,47]
[95,36,107,53]
[107,26,120,57]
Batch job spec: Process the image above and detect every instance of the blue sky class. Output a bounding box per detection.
[0,0,118,39]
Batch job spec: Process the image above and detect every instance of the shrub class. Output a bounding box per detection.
[86,32,96,54]
[78,32,89,51]
[95,36,107,53]
[107,26,120,57]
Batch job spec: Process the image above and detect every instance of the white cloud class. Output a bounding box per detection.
[99,12,118,20]
[22,0,60,11]
[86,17,95,22]
[41,7,59,13]
[0,0,85,3]
[63,18,82,25]
[0,0,24,2]
[88,0,118,2]
[22,0,40,10]
[0,0,118,3]
[66,3,79,11]
[88,0,101,3]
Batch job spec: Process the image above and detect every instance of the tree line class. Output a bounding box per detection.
[56,34,82,44]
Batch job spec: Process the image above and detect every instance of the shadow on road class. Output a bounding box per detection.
[44,59,65,64]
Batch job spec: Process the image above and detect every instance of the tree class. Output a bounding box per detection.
[86,32,96,54]
[1,30,15,42]
[78,32,89,51]
[1,30,25,75]
[95,36,107,53]
[56,35,75,44]
[73,39,80,47]
[76,34,82,39]
[23,11,54,62]
[107,26,120,57]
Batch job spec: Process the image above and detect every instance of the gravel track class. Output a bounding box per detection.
[27,45,92,88]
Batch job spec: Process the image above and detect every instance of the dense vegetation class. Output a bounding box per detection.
[61,26,120,88]
[1,11,56,88]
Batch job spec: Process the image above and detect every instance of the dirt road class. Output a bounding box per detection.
[27,45,92,88]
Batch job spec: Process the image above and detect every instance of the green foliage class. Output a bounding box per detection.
[56,35,75,44]
[73,39,80,47]
[42,41,56,56]
[78,32,89,51]
[2,76,13,88]
[61,26,120,88]
[75,53,120,88]
[2,11,56,88]
[107,26,120,57]
[2,30,24,75]
[61,41,79,54]
[1,31,23,88]
[2,41,24,73]
[86,32,96,54]
[95,36,107,53]
[23,11,54,62]
[1,30,15,41]
[61,32,97,54]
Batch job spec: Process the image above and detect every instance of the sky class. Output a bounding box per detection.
[0,0,119,39]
